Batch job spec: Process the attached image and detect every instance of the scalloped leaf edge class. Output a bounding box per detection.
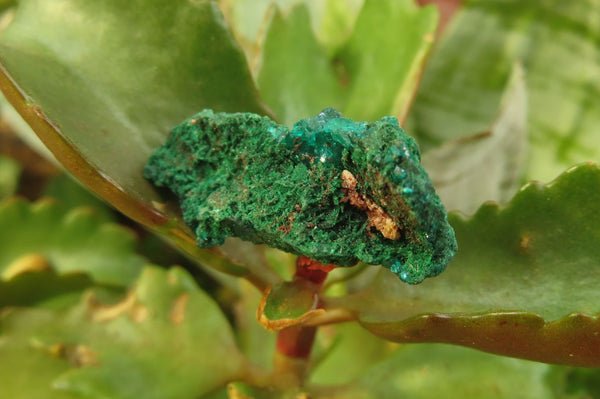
[344,162,600,367]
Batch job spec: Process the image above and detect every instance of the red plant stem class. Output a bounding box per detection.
[276,256,335,360]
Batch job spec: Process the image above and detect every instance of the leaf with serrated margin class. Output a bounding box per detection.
[0,308,78,399]
[0,0,272,279]
[0,269,118,310]
[0,199,144,286]
[27,267,254,399]
[326,163,600,367]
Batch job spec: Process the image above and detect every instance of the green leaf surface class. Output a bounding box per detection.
[0,199,145,286]
[257,0,437,125]
[220,0,363,63]
[327,163,600,366]
[0,0,273,275]
[422,64,527,213]
[0,91,58,163]
[235,280,277,370]
[257,4,343,127]
[0,309,78,399]
[546,366,600,399]
[311,0,364,55]
[220,0,302,62]
[44,173,115,223]
[339,0,437,122]
[310,323,393,386]
[412,0,600,182]
[0,270,96,310]
[30,267,250,399]
[0,154,20,200]
[258,279,323,331]
[0,0,15,12]
[317,344,552,399]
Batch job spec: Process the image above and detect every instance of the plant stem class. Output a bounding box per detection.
[274,256,335,385]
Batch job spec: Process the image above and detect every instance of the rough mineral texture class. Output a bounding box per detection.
[144,108,457,284]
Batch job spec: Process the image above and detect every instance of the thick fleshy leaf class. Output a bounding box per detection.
[309,323,393,386]
[412,0,600,182]
[0,154,20,200]
[235,280,277,370]
[0,0,273,279]
[1,91,58,163]
[0,269,100,310]
[219,0,363,63]
[0,199,145,285]
[315,344,552,399]
[327,163,600,366]
[257,4,343,127]
[44,174,115,223]
[0,0,14,12]
[308,0,364,56]
[31,267,252,399]
[219,0,301,63]
[258,280,324,331]
[422,64,527,213]
[546,366,600,398]
[257,0,438,125]
[0,309,78,399]
[339,0,437,123]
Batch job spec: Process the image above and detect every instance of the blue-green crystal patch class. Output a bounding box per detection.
[144,108,457,284]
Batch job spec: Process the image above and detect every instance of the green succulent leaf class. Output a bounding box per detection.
[235,280,277,370]
[219,0,302,62]
[327,163,600,366]
[220,0,363,64]
[0,269,103,310]
[412,0,600,182]
[0,309,79,399]
[0,154,20,201]
[258,279,324,331]
[546,365,600,399]
[257,0,438,125]
[310,323,393,386]
[14,266,251,399]
[0,0,273,277]
[0,199,145,286]
[44,174,115,223]
[0,91,58,163]
[339,0,437,123]
[312,0,364,56]
[0,0,15,12]
[317,344,552,399]
[258,4,344,127]
[422,64,527,213]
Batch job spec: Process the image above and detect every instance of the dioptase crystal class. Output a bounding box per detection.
[144,108,457,284]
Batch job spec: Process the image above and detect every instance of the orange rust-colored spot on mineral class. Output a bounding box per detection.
[340,170,400,240]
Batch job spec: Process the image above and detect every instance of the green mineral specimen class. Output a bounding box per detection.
[144,108,457,284]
